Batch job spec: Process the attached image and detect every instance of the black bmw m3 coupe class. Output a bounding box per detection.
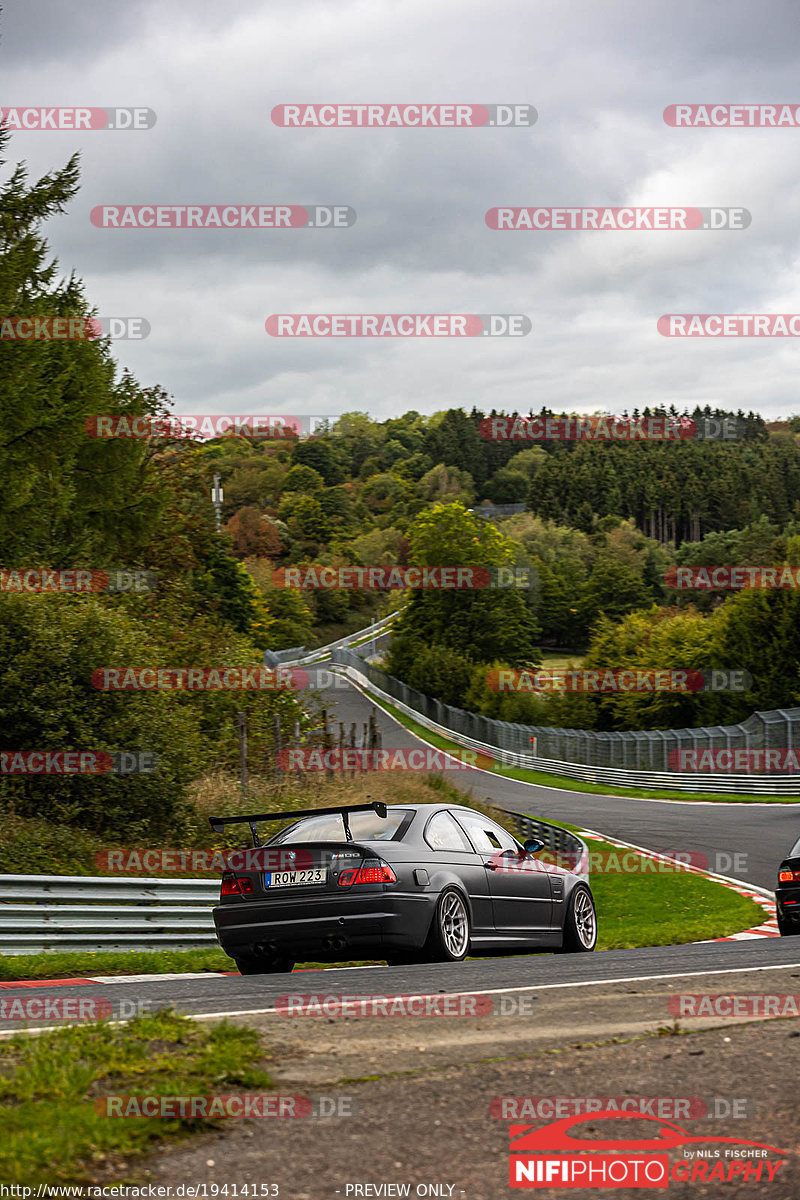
[209,801,597,973]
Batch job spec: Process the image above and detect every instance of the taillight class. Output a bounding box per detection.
[221,872,253,896]
[778,869,800,883]
[338,861,397,887]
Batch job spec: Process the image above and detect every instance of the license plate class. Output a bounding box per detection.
[263,868,327,888]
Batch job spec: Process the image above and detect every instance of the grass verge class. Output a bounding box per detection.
[425,777,767,948]
[362,688,800,803]
[582,837,764,948]
[0,773,766,981]
[0,1010,270,1186]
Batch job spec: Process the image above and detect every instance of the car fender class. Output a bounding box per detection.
[421,869,474,933]
[561,876,594,930]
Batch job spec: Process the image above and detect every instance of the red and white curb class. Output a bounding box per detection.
[0,833,780,994]
[580,829,777,940]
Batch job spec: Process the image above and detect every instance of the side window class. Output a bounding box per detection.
[424,811,474,852]
[454,811,520,854]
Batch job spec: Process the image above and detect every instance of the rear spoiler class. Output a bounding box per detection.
[209,801,388,846]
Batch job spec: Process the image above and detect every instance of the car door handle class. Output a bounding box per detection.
[484,859,499,870]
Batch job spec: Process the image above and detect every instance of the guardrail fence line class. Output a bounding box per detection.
[332,653,800,794]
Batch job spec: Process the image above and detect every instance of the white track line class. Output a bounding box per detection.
[4,959,800,1037]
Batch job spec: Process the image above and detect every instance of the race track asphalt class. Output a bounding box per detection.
[320,673,799,891]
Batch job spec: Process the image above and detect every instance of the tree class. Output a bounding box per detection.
[291,438,345,484]
[284,463,324,494]
[386,503,540,702]
[0,125,163,564]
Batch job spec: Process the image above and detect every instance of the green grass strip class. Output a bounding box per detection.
[0,1010,271,1186]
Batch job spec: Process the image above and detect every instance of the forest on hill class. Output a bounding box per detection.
[3,122,800,846]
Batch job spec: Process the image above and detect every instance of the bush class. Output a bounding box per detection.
[0,594,205,839]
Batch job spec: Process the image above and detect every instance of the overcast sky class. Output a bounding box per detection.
[4,0,800,423]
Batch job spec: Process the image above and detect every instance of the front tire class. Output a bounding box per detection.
[424,888,471,962]
[558,885,597,952]
[234,953,295,975]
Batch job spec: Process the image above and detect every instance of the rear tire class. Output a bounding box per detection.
[235,954,295,975]
[424,888,470,962]
[558,885,597,953]
[778,913,800,936]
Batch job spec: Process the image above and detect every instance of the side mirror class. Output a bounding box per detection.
[523,837,544,855]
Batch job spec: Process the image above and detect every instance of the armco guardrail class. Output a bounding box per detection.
[0,813,581,954]
[499,811,586,873]
[264,611,399,669]
[332,655,800,795]
[0,875,218,955]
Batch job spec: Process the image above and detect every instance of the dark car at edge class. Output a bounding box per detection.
[775,833,800,935]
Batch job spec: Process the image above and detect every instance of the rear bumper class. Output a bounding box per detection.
[212,890,435,958]
[775,887,800,926]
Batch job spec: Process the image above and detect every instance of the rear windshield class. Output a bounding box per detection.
[269,809,412,844]
[790,837,800,858]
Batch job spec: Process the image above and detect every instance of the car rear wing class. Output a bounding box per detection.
[209,801,388,846]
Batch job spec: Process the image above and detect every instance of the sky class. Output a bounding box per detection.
[4,0,800,423]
